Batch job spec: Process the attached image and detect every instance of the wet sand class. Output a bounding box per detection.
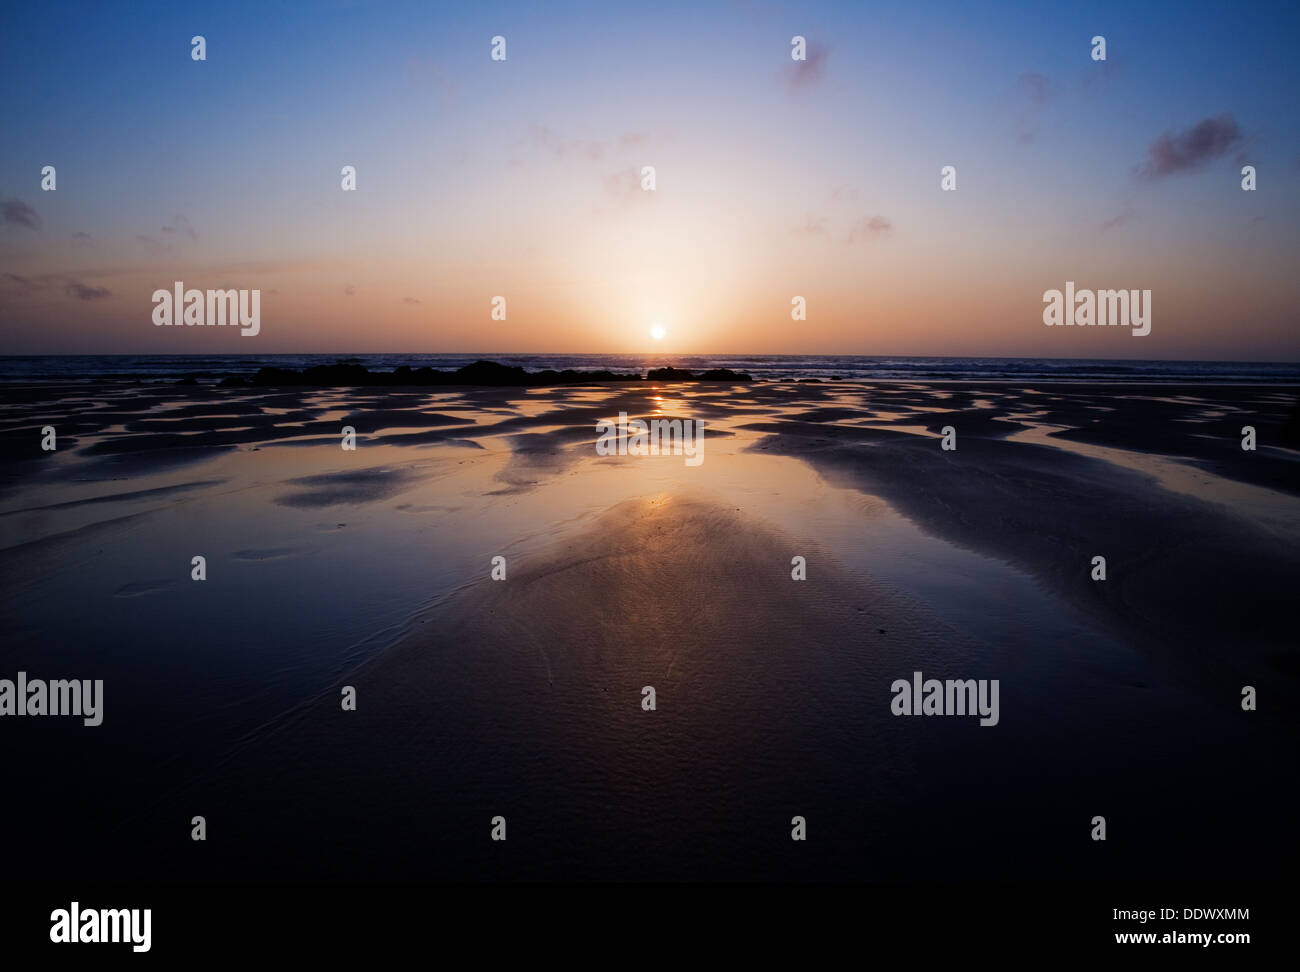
[1,377,1296,881]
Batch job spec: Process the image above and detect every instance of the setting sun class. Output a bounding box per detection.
[650,324,666,341]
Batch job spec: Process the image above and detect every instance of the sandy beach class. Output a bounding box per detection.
[1,373,1296,881]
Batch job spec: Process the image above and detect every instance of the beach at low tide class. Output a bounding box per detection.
[1,374,1296,880]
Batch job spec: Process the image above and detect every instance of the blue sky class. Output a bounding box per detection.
[2,0,1297,357]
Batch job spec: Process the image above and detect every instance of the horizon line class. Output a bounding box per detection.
[3,351,1299,366]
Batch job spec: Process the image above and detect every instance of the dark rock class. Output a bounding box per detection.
[698,368,753,382]
[453,360,531,385]
[647,366,753,382]
[646,366,696,381]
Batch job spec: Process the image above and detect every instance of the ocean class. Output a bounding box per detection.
[2,353,1298,383]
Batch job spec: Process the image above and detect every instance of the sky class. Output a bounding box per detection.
[1,0,1297,359]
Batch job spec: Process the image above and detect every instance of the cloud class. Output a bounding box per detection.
[160,213,198,240]
[63,280,112,300]
[70,231,95,247]
[344,283,357,296]
[401,296,421,305]
[782,42,830,91]
[830,185,859,202]
[2,265,226,302]
[1012,72,1057,144]
[1137,114,1243,179]
[846,215,892,243]
[1,197,39,229]
[2,272,107,299]
[1100,205,1136,232]
[137,215,197,254]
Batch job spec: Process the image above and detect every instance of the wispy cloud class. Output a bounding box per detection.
[344,283,357,296]
[1,197,39,229]
[781,42,830,91]
[1011,72,1057,144]
[401,296,421,305]
[3,269,116,291]
[1137,113,1243,179]
[1100,204,1136,232]
[7,272,114,301]
[1097,205,1138,233]
[137,215,197,254]
[846,215,892,243]
[64,280,112,300]
[160,213,198,240]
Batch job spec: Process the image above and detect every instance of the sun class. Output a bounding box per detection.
[650,323,666,341]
